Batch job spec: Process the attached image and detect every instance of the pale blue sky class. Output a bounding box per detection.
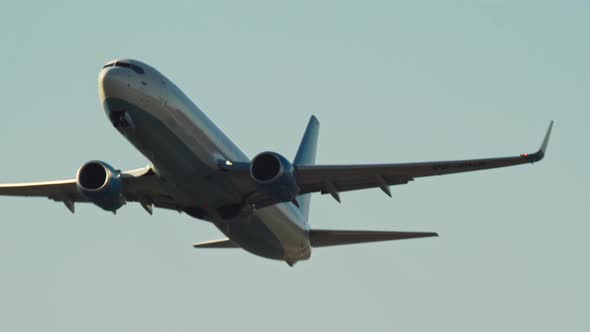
[0,1,587,331]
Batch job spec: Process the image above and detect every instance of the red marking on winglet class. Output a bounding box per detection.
[521,153,529,157]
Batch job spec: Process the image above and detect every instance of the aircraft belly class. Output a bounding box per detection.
[104,96,311,263]
[103,97,242,207]
[216,215,285,260]
[218,204,311,262]
[256,205,311,261]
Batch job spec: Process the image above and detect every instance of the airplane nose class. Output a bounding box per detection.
[99,66,135,129]
[98,67,127,101]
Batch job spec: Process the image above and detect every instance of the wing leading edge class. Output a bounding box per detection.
[294,121,553,201]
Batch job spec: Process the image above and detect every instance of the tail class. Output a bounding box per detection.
[293,115,320,221]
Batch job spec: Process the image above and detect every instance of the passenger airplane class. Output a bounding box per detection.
[0,59,553,266]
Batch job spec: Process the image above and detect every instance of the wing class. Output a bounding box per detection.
[0,166,179,212]
[223,121,553,206]
[294,121,553,202]
[0,179,81,201]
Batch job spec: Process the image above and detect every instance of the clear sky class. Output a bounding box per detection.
[0,1,587,331]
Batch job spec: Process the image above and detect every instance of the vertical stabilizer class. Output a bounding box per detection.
[293,116,320,221]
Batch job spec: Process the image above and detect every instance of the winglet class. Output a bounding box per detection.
[522,121,553,163]
[539,120,553,154]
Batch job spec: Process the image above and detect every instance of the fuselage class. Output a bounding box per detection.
[98,59,311,264]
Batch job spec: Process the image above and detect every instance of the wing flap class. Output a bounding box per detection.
[309,229,438,247]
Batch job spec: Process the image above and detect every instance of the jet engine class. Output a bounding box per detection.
[250,152,299,204]
[76,161,125,212]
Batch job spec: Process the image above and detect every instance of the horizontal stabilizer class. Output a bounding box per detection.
[193,238,239,248]
[309,229,438,247]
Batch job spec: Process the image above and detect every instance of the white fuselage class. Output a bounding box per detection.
[99,59,311,264]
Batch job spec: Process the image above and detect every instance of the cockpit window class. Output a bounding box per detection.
[102,61,144,74]
[129,63,145,74]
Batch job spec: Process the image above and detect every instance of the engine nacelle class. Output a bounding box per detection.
[250,152,299,203]
[76,161,125,212]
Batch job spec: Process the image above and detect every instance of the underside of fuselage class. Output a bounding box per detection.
[99,61,312,264]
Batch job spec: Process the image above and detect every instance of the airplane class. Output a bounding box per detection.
[0,59,553,266]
